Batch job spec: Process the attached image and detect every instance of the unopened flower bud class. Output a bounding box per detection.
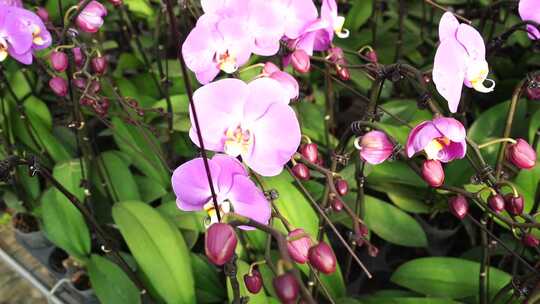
[50,51,68,72]
[72,47,85,67]
[507,139,536,170]
[286,228,312,264]
[308,242,337,274]
[273,272,299,303]
[335,179,349,196]
[292,163,310,181]
[422,159,444,187]
[488,194,505,213]
[76,1,107,33]
[36,7,49,22]
[367,244,379,257]
[205,223,237,266]
[49,77,68,97]
[337,66,350,81]
[504,194,524,216]
[526,77,540,100]
[243,268,263,294]
[91,55,108,75]
[327,47,345,64]
[331,197,344,212]
[522,234,539,248]
[358,131,394,165]
[366,50,378,63]
[448,195,468,220]
[300,143,318,163]
[290,49,310,73]
[107,0,123,6]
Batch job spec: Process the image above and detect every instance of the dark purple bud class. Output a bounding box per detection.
[80,97,93,106]
[99,98,110,111]
[526,77,540,100]
[243,268,263,294]
[308,242,337,274]
[448,195,469,220]
[49,77,68,97]
[366,50,378,63]
[290,49,310,73]
[50,51,68,72]
[504,194,524,216]
[422,160,444,188]
[331,197,344,212]
[335,179,348,196]
[522,234,539,248]
[273,272,299,303]
[72,47,85,67]
[205,223,237,266]
[36,7,49,23]
[107,0,123,6]
[300,143,318,163]
[507,139,536,170]
[327,47,345,64]
[286,228,312,264]
[488,194,505,213]
[292,163,310,181]
[367,244,379,257]
[337,66,350,81]
[91,55,108,75]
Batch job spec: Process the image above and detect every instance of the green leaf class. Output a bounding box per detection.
[152,95,190,132]
[112,201,195,304]
[391,257,511,299]
[191,254,226,303]
[42,161,91,259]
[352,297,461,304]
[367,161,426,188]
[134,175,167,203]
[364,195,427,247]
[512,162,540,214]
[227,260,269,304]
[98,151,141,202]
[373,183,430,213]
[345,0,373,30]
[111,117,169,187]
[124,0,154,18]
[87,254,140,304]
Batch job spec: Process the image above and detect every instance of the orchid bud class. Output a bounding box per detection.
[107,0,123,6]
[358,131,394,165]
[205,223,237,266]
[327,47,345,64]
[488,194,505,213]
[286,228,312,264]
[504,194,524,216]
[91,55,108,75]
[72,47,85,67]
[273,272,299,303]
[76,1,107,33]
[269,71,299,100]
[506,139,536,169]
[448,195,468,220]
[422,160,444,187]
[263,62,280,75]
[337,66,350,81]
[50,51,68,72]
[300,143,318,163]
[80,97,93,106]
[526,77,540,100]
[49,77,68,97]
[368,244,379,257]
[331,197,344,212]
[290,49,310,73]
[292,163,310,181]
[36,7,49,22]
[308,242,337,274]
[335,179,349,196]
[366,50,378,63]
[522,234,539,248]
[243,268,263,294]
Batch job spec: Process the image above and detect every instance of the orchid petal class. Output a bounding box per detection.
[433,38,468,113]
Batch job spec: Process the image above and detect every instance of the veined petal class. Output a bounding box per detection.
[244,78,290,123]
[212,154,248,195]
[182,23,219,78]
[456,23,486,61]
[406,121,442,157]
[437,141,467,163]
[228,175,271,228]
[172,157,221,211]
[432,117,467,142]
[439,12,459,41]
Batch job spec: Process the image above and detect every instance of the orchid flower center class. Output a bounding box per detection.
[424,136,451,160]
[31,25,45,46]
[203,200,232,227]
[0,37,8,62]
[216,49,237,74]
[224,125,253,157]
[466,60,495,93]
[334,16,349,39]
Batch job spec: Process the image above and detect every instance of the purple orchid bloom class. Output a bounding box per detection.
[433,12,495,113]
[189,78,301,176]
[0,5,51,64]
[171,154,271,229]
[262,62,299,100]
[519,0,540,40]
[0,0,21,7]
[406,117,467,163]
[274,0,318,40]
[76,0,107,33]
[182,17,252,84]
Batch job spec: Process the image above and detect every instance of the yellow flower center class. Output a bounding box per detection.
[32,25,45,46]
[0,38,8,62]
[217,49,237,74]
[224,125,252,157]
[424,137,451,160]
[203,200,231,227]
[466,60,495,93]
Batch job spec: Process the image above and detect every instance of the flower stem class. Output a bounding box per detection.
[478,138,517,149]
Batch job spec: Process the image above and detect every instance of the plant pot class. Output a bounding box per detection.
[47,247,69,278]
[69,271,99,304]
[12,212,52,249]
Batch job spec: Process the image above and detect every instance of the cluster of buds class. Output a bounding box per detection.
[292,142,321,181]
[286,229,337,274]
[326,47,350,81]
[80,97,110,117]
[486,186,524,216]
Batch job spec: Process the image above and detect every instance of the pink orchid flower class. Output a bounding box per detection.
[172,154,271,229]
[189,78,301,176]
[433,12,495,113]
[274,0,318,40]
[406,117,467,162]
[76,0,107,33]
[262,62,299,100]
[519,0,540,40]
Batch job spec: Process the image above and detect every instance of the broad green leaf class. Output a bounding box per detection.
[227,260,269,304]
[528,109,540,155]
[87,254,140,304]
[42,161,91,260]
[152,95,190,132]
[372,183,430,213]
[191,254,226,303]
[345,0,373,30]
[112,201,195,304]
[134,175,167,203]
[349,297,461,304]
[367,161,426,188]
[391,257,511,299]
[124,0,154,18]
[364,195,427,247]
[16,166,40,201]
[98,151,141,202]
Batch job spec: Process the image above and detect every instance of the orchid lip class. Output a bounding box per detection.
[203,200,232,227]
[224,125,253,157]
[0,38,7,62]
[334,16,349,38]
[472,78,495,93]
[217,49,238,73]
